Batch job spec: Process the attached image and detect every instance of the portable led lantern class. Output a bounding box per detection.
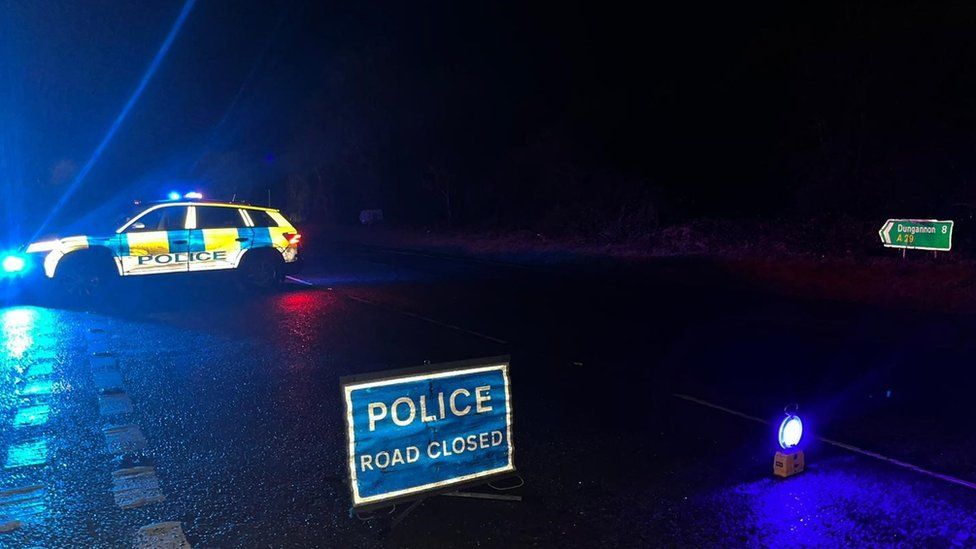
[778,414,803,449]
[773,406,805,478]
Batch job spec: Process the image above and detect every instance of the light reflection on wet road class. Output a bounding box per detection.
[0,247,971,546]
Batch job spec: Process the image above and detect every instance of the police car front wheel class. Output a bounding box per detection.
[55,253,119,298]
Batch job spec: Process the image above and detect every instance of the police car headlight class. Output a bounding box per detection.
[2,255,26,273]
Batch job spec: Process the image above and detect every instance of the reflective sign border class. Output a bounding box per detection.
[340,355,515,511]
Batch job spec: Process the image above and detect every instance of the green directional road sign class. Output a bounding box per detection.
[879,219,953,251]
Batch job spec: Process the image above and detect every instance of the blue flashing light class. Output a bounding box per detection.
[167,191,181,201]
[1,255,26,274]
[778,414,803,450]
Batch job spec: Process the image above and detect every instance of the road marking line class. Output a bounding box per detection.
[285,275,315,286]
[0,485,45,531]
[360,246,544,272]
[18,379,54,397]
[103,424,148,454]
[5,440,48,469]
[287,273,509,343]
[25,362,54,378]
[98,392,134,417]
[93,369,125,392]
[112,466,165,509]
[13,405,50,428]
[343,293,509,345]
[90,354,118,372]
[28,350,57,362]
[674,393,976,492]
[134,521,192,548]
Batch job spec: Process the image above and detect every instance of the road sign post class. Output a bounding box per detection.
[878,219,953,252]
[341,357,515,512]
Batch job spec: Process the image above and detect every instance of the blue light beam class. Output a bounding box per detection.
[31,0,198,242]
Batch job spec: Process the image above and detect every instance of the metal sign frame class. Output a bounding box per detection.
[340,356,515,511]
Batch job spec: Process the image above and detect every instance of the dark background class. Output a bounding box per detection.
[3,2,976,242]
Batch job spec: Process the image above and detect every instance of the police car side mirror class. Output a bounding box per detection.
[130,222,146,231]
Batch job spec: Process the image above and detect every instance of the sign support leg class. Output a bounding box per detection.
[442,490,522,502]
[441,474,525,502]
[374,476,524,533]
[389,498,425,530]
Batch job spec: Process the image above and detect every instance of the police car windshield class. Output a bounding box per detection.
[115,205,148,231]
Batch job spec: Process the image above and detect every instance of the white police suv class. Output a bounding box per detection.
[16,194,302,295]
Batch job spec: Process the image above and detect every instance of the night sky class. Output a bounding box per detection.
[4,2,976,242]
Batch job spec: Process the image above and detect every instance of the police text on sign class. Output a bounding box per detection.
[341,358,514,509]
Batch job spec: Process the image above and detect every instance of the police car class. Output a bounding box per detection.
[18,194,301,295]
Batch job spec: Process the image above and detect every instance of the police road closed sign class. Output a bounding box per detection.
[341,358,514,509]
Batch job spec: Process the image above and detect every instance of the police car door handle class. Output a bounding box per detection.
[172,239,188,245]
[235,237,249,242]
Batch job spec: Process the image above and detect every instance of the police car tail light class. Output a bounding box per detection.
[284,232,301,245]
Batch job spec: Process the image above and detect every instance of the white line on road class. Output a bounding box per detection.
[112,466,166,509]
[134,521,192,548]
[343,293,509,345]
[674,393,976,492]
[358,246,544,272]
[284,275,509,344]
[285,275,315,286]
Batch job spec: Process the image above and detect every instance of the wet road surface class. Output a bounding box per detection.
[0,243,973,546]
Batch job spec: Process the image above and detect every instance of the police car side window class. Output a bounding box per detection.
[247,210,278,227]
[196,207,243,229]
[128,208,173,232]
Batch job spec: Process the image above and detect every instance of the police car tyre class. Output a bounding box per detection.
[239,250,284,289]
[55,251,118,298]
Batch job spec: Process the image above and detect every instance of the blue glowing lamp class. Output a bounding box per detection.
[167,191,181,201]
[2,255,25,273]
[778,413,803,450]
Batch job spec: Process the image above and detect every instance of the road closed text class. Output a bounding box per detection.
[359,429,505,472]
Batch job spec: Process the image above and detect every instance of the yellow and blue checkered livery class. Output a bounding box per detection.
[26,201,301,286]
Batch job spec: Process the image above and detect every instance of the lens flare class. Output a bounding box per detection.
[29,0,199,243]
